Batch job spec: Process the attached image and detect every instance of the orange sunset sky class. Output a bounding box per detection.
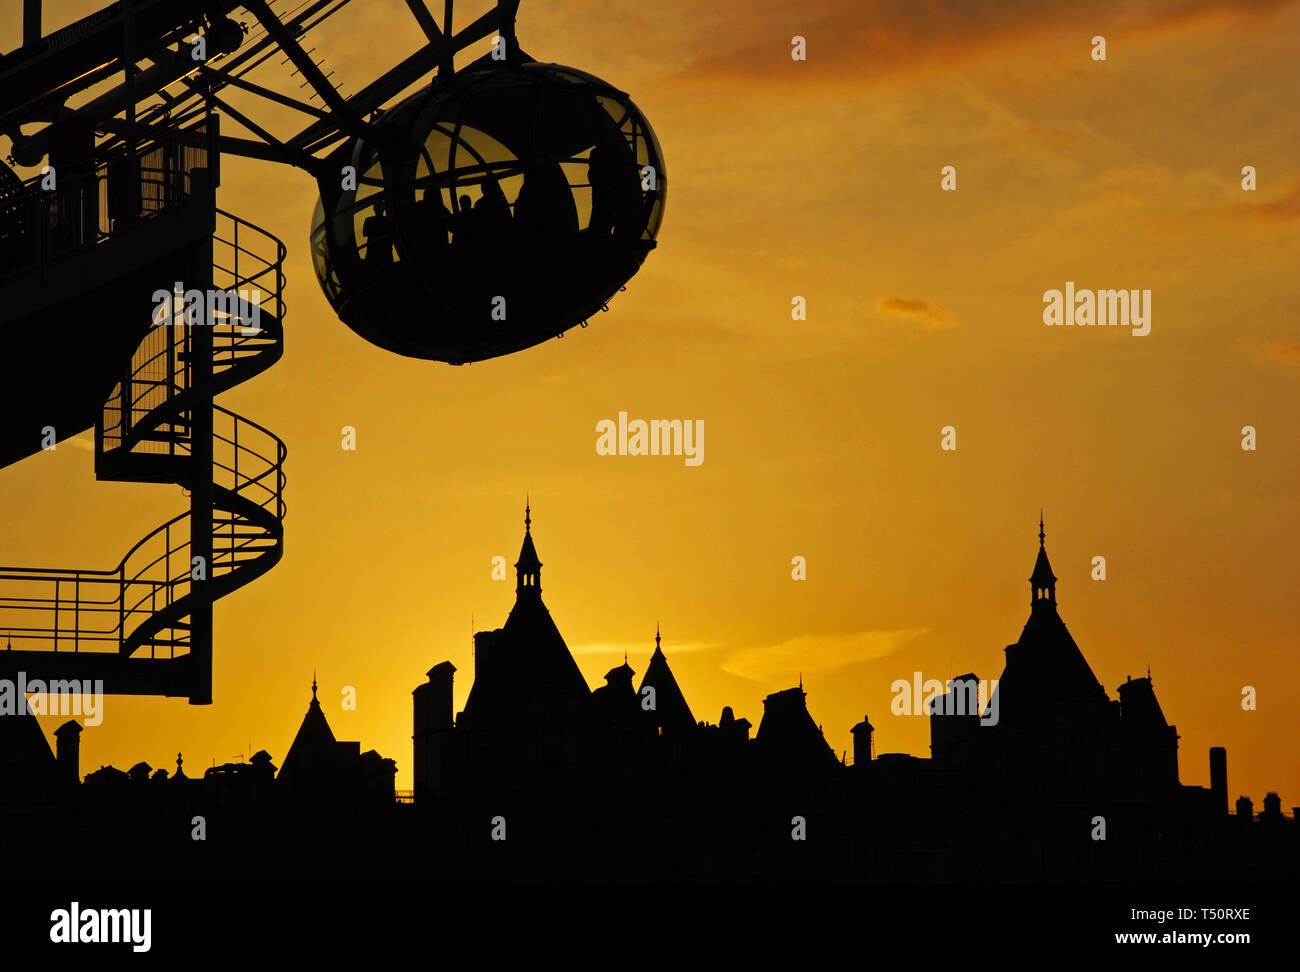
[2,0,1297,806]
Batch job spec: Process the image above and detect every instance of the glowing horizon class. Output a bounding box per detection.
[2,0,1297,811]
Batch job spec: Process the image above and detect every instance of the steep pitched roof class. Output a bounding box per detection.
[995,588,1110,729]
[638,643,695,732]
[278,678,337,781]
[460,595,595,723]
[462,511,595,725]
[0,701,55,769]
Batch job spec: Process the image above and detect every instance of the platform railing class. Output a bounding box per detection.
[0,117,216,281]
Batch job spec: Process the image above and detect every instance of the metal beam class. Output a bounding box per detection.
[405,0,443,44]
[287,1,513,154]
[184,82,283,153]
[218,134,322,174]
[242,0,366,137]
[442,0,456,74]
[95,116,322,174]
[0,650,195,699]
[195,64,330,119]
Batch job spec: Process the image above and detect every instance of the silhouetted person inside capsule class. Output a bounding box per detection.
[473,178,511,236]
[452,178,513,250]
[583,134,642,240]
[362,198,394,266]
[512,167,579,240]
[452,192,480,247]
[416,186,453,250]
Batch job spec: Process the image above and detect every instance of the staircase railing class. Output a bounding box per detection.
[0,208,286,699]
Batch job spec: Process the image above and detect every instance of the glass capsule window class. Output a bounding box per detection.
[398,63,667,256]
[308,60,667,364]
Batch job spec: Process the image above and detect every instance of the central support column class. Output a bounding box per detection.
[188,258,214,706]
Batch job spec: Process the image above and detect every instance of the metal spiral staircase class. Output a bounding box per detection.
[0,209,287,704]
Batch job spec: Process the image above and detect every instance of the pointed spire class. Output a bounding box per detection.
[515,501,542,597]
[655,622,661,652]
[1030,513,1058,609]
[311,669,318,701]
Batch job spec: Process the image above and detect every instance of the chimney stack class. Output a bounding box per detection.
[412,661,456,802]
[53,720,82,785]
[1209,747,1227,815]
[850,715,874,766]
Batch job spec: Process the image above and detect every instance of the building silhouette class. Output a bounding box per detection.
[408,508,1297,880]
[0,678,400,877]
[279,675,397,809]
[1,508,1296,881]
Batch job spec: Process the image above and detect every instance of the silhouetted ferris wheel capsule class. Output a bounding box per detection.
[309,59,667,364]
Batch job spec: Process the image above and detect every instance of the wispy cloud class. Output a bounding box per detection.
[569,640,715,658]
[666,0,1294,90]
[721,627,929,682]
[1242,337,1300,365]
[1227,180,1300,224]
[875,296,956,329]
